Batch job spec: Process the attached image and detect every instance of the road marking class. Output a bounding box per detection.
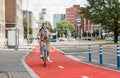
[81,76,89,78]
[104,52,114,54]
[92,59,99,62]
[77,56,85,58]
[65,53,79,54]
[66,55,83,61]
[58,66,64,69]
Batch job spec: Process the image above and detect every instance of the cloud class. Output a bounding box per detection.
[22,0,87,25]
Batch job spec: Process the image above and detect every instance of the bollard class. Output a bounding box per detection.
[117,45,120,69]
[99,45,103,65]
[88,44,92,62]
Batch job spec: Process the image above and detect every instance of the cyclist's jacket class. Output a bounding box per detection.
[38,28,52,45]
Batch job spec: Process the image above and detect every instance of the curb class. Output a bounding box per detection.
[52,45,120,73]
[21,47,39,78]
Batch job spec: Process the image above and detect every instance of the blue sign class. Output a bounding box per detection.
[76,18,81,26]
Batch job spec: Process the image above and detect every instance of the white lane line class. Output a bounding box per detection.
[81,76,89,78]
[92,59,99,62]
[58,66,64,69]
[66,55,83,61]
[77,56,86,59]
[104,52,114,54]
[65,53,78,54]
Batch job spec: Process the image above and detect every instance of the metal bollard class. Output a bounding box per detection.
[88,44,92,62]
[117,45,120,69]
[99,45,103,65]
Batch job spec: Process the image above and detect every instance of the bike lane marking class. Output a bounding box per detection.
[81,76,89,78]
[58,66,64,69]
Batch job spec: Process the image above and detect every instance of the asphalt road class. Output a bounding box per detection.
[51,41,120,71]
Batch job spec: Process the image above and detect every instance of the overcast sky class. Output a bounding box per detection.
[22,0,87,25]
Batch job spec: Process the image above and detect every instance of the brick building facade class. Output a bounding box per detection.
[65,5,80,32]
[65,5,92,37]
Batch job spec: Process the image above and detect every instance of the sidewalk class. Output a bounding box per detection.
[0,40,38,78]
[25,44,120,78]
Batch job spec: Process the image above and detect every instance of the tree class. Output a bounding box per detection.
[23,21,33,38]
[57,20,75,37]
[80,0,120,43]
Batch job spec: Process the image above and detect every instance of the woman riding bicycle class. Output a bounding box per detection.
[37,23,52,62]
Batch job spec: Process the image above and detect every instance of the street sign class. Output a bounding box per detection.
[76,17,81,26]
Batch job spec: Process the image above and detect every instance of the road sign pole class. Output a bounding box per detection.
[76,17,81,40]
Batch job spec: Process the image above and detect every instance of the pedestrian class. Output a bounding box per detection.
[37,23,52,62]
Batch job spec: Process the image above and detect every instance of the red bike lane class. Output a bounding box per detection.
[25,45,120,78]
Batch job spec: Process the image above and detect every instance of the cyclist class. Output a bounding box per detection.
[37,23,52,62]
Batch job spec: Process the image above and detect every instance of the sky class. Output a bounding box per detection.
[22,0,87,25]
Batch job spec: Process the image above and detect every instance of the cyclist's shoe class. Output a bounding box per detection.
[47,57,52,62]
[40,55,43,58]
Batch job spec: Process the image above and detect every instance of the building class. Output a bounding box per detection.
[0,0,6,45]
[23,10,33,28]
[82,18,92,33]
[65,5,92,38]
[53,14,65,28]
[65,5,80,32]
[39,8,47,28]
[5,0,24,45]
[39,12,44,28]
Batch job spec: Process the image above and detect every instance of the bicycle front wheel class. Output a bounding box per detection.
[43,50,47,67]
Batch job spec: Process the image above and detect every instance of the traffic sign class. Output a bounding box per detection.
[76,17,81,26]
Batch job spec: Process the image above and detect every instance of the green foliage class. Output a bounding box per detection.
[80,0,120,43]
[57,20,75,37]
[23,21,33,38]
